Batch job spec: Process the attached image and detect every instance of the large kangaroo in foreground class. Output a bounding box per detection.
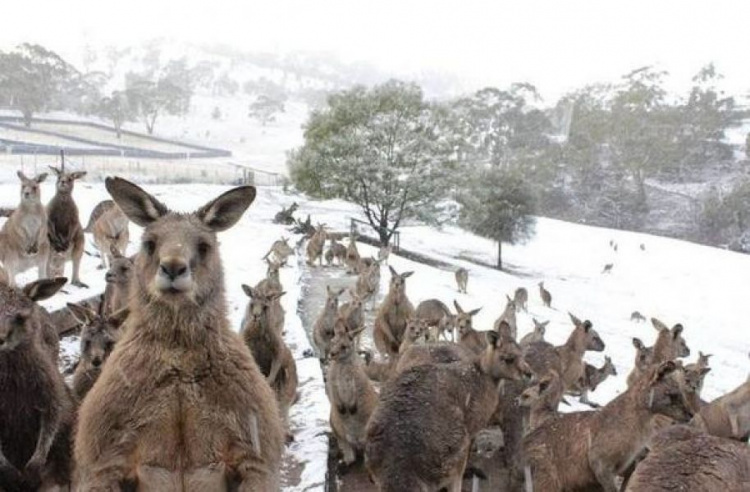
[74,178,283,491]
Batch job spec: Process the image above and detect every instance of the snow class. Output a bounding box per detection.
[0,174,747,489]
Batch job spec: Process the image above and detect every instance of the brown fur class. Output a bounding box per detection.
[102,245,134,316]
[523,361,694,492]
[306,224,327,266]
[373,266,415,359]
[577,355,618,407]
[46,166,87,287]
[241,286,298,431]
[91,201,129,270]
[0,171,50,286]
[523,313,605,395]
[627,319,689,388]
[691,379,750,441]
[415,298,455,342]
[493,294,517,339]
[74,177,283,490]
[327,320,378,465]
[328,237,347,266]
[313,286,345,360]
[355,260,381,311]
[262,237,294,265]
[518,370,566,431]
[69,303,128,401]
[538,281,551,308]
[83,200,115,233]
[365,331,532,491]
[338,289,364,336]
[344,233,360,273]
[455,267,468,294]
[0,277,73,491]
[519,318,548,348]
[514,286,528,312]
[626,425,750,491]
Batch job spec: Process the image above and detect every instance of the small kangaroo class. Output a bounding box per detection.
[68,303,129,401]
[627,318,690,387]
[513,287,528,312]
[518,370,566,431]
[102,245,134,316]
[493,294,517,339]
[365,331,532,491]
[373,266,415,359]
[414,298,455,342]
[601,263,613,274]
[0,171,50,286]
[538,281,551,307]
[355,260,381,311]
[313,286,345,360]
[626,337,654,387]
[630,310,646,322]
[519,318,549,348]
[46,165,87,288]
[523,361,694,492]
[327,320,377,466]
[328,237,347,266]
[74,178,283,490]
[577,355,618,407]
[306,224,327,266]
[91,201,129,270]
[262,237,294,266]
[0,277,73,491]
[344,232,360,273]
[626,425,750,491]
[455,267,468,294]
[241,285,298,433]
[338,289,364,335]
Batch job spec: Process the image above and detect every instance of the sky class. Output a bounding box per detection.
[2,0,750,101]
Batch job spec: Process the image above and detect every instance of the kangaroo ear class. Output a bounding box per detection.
[48,166,61,176]
[108,307,130,328]
[583,320,592,332]
[71,171,87,180]
[468,307,482,317]
[109,243,123,259]
[35,173,48,183]
[651,360,677,384]
[241,284,254,298]
[388,265,398,277]
[538,378,550,392]
[651,317,669,332]
[486,329,501,348]
[17,170,27,181]
[496,321,513,341]
[269,291,286,301]
[106,177,168,227]
[672,324,684,338]
[453,300,464,314]
[196,185,256,232]
[633,337,644,349]
[568,312,582,327]
[23,277,67,301]
[67,302,97,326]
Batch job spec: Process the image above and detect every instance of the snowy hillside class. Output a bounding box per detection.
[1,179,747,490]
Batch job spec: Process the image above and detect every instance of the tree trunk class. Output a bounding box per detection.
[497,241,503,270]
[377,222,390,247]
[23,110,33,128]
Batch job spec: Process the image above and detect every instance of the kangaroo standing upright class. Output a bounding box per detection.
[74,178,283,491]
[46,166,87,287]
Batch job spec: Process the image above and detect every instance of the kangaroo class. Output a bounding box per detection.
[313,286,345,360]
[355,259,381,311]
[577,355,618,407]
[46,165,87,288]
[74,177,283,490]
[630,310,646,322]
[365,331,532,491]
[683,351,712,400]
[345,232,360,274]
[68,303,129,401]
[691,379,750,441]
[262,237,294,266]
[273,202,298,225]
[241,285,298,434]
[518,370,566,431]
[373,266,415,359]
[306,224,327,266]
[513,287,528,312]
[626,337,654,387]
[83,199,115,233]
[327,320,377,466]
[0,171,51,287]
[101,245,134,316]
[519,318,549,348]
[453,300,485,354]
[538,281,551,308]
[415,298,455,342]
[493,294,518,339]
[455,267,468,294]
[0,277,73,491]
[339,289,364,335]
[251,266,285,335]
[626,425,750,491]
[91,201,129,270]
[523,361,694,492]
[601,263,613,274]
[523,312,605,396]
[328,237,347,266]
[627,318,690,388]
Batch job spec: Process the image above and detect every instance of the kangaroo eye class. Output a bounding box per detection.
[142,240,156,255]
[197,242,211,258]
[503,356,517,364]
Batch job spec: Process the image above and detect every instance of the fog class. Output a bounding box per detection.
[3,0,750,99]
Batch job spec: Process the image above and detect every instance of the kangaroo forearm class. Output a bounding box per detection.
[267,360,282,386]
[31,414,60,463]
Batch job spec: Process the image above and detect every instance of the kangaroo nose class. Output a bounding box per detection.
[159,260,188,281]
[92,357,102,368]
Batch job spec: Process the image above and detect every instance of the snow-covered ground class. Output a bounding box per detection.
[0,177,748,490]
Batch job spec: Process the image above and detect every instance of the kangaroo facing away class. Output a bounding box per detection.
[0,277,73,491]
[74,177,283,491]
[0,171,51,287]
[68,303,129,401]
[691,378,750,441]
[46,165,87,287]
[513,287,528,312]
[626,425,750,491]
[91,201,129,270]
[455,267,468,294]
[523,361,694,492]
[365,331,532,491]
[538,281,551,307]
[415,299,455,342]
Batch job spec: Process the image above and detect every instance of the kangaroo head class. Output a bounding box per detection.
[387,266,413,303]
[17,170,47,202]
[0,278,66,352]
[642,360,694,423]
[603,355,618,376]
[329,318,364,360]
[49,166,86,194]
[403,318,428,345]
[325,286,345,312]
[105,251,134,286]
[69,303,128,369]
[518,370,563,408]
[532,318,549,337]
[242,285,284,324]
[480,330,532,383]
[652,318,690,359]
[106,177,255,309]
[453,300,481,335]
[569,313,605,351]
